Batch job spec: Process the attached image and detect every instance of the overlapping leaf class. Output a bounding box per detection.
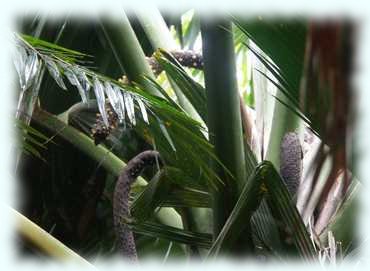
[153,49,207,121]
[207,161,316,261]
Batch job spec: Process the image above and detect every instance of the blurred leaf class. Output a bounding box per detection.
[13,44,28,89]
[320,177,359,254]
[233,18,307,98]
[23,51,41,91]
[181,10,200,50]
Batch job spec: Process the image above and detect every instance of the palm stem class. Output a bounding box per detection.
[14,207,94,265]
[99,11,162,97]
[201,18,247,235]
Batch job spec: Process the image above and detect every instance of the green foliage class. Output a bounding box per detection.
[233,18,307,98]
[154,49,207,121]
[207,161,315,260]
[13,11,355,265]
[15,118,50,160]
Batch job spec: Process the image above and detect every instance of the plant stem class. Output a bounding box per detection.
[99,11,162,97]
[13,207,94,265]
[201,18,247,235]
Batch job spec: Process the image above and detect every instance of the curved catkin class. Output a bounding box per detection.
[280,132,303,197]
[113,150,161,261]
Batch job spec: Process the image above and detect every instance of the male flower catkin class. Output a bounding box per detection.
[280,132,303,198]
[113,150,161,261]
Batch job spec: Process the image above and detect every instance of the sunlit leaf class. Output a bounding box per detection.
[124,91,136,126]
[43,56,67,90]
[113,85,126,122]
[135,96,149,124]
[93,77,108,126]
[64,68,88,103]
[104,81,122,120]
[13,45,28,90]
[24,51,40,90]
[75,67,91,94]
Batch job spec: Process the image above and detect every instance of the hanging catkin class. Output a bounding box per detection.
[280,132,303,197]
[113,150,161,261]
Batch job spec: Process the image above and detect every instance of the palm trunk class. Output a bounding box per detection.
[201,18,247,235]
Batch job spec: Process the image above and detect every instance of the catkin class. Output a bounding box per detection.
[280,132,303,197]
[113,150,161,261]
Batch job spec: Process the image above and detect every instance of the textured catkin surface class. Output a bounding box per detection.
[113,150,160,261]
[148,50,203,76]
[91,102,119,145]
[280,132,303,197]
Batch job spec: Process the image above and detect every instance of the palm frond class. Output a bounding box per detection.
[232,18,307,96]
[154,49,207,122]
[14,34,222,189]
[208,161,316,260]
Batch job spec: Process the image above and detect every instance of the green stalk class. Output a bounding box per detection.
[13,207,94,265]
[99,11,162,97]
[32,107,182,229]
[134,7,202,123]
[133,5,177,50]
[201,18,247,235]
[134,9,210,249]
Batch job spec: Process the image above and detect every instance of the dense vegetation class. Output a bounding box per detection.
[13,9,356,265]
